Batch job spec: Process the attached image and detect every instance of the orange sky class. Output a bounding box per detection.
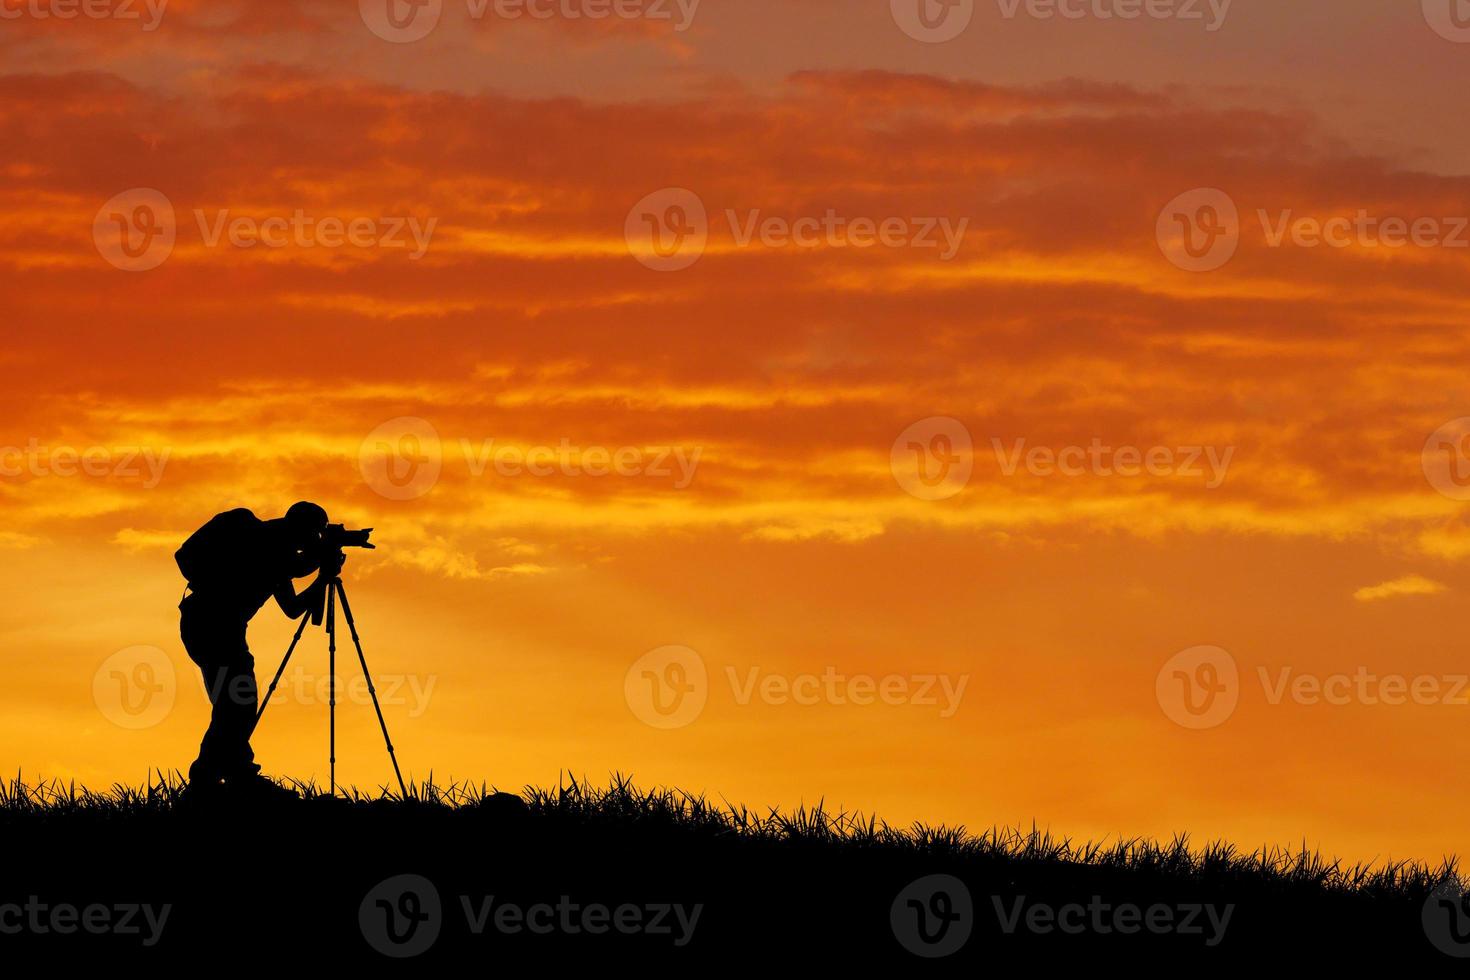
[4,0,1470,865]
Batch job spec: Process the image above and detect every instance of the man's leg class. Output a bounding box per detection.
[190,654,259,784]
[182,599,260,786]
[190,661,227,784]
[202,657,257,777]
[219,654,259,779]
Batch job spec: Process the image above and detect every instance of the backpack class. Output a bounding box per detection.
[176,509,263,589]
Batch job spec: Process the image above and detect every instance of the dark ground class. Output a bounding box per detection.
[2,774,1464,967]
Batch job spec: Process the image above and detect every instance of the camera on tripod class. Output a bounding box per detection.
[256,518,408,798]
[322,523,375,554]
[305,525,374,625]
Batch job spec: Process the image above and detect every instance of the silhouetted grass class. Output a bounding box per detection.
[1,770,1452,900]
[1,771,1457,965]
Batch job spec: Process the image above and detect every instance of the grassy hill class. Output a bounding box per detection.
[2,773,1463,966]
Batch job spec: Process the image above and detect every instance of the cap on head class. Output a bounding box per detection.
[285,501,329,531]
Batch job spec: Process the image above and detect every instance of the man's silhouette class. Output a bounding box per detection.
[176,501,342,796]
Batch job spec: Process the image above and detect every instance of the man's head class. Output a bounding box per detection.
[283,501,329,550]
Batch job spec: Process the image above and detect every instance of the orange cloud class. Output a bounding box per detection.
[1352,574,1449,603]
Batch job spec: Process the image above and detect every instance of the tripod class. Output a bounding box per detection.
[253,576,408,797]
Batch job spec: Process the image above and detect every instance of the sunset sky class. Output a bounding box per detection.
[4,0,1470,866]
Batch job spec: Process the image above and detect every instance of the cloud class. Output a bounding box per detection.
[112,528,182,551]
[1,63,1468,576]
[0,531,42,549]
[1352,574,1449,603]
[745,517,886,544]
[487,562,551,579]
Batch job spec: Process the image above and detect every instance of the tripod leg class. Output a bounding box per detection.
[327,580,337,796]
[334,580,409,798]
[252,612,311,736]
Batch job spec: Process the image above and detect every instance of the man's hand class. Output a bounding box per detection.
[304,575,330,625]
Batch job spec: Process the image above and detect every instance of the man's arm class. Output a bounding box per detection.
[273,574,328,620]
[286,550,321,579]
[273,550,346,619]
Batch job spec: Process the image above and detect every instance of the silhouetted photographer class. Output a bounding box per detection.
[175,501,349,797]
